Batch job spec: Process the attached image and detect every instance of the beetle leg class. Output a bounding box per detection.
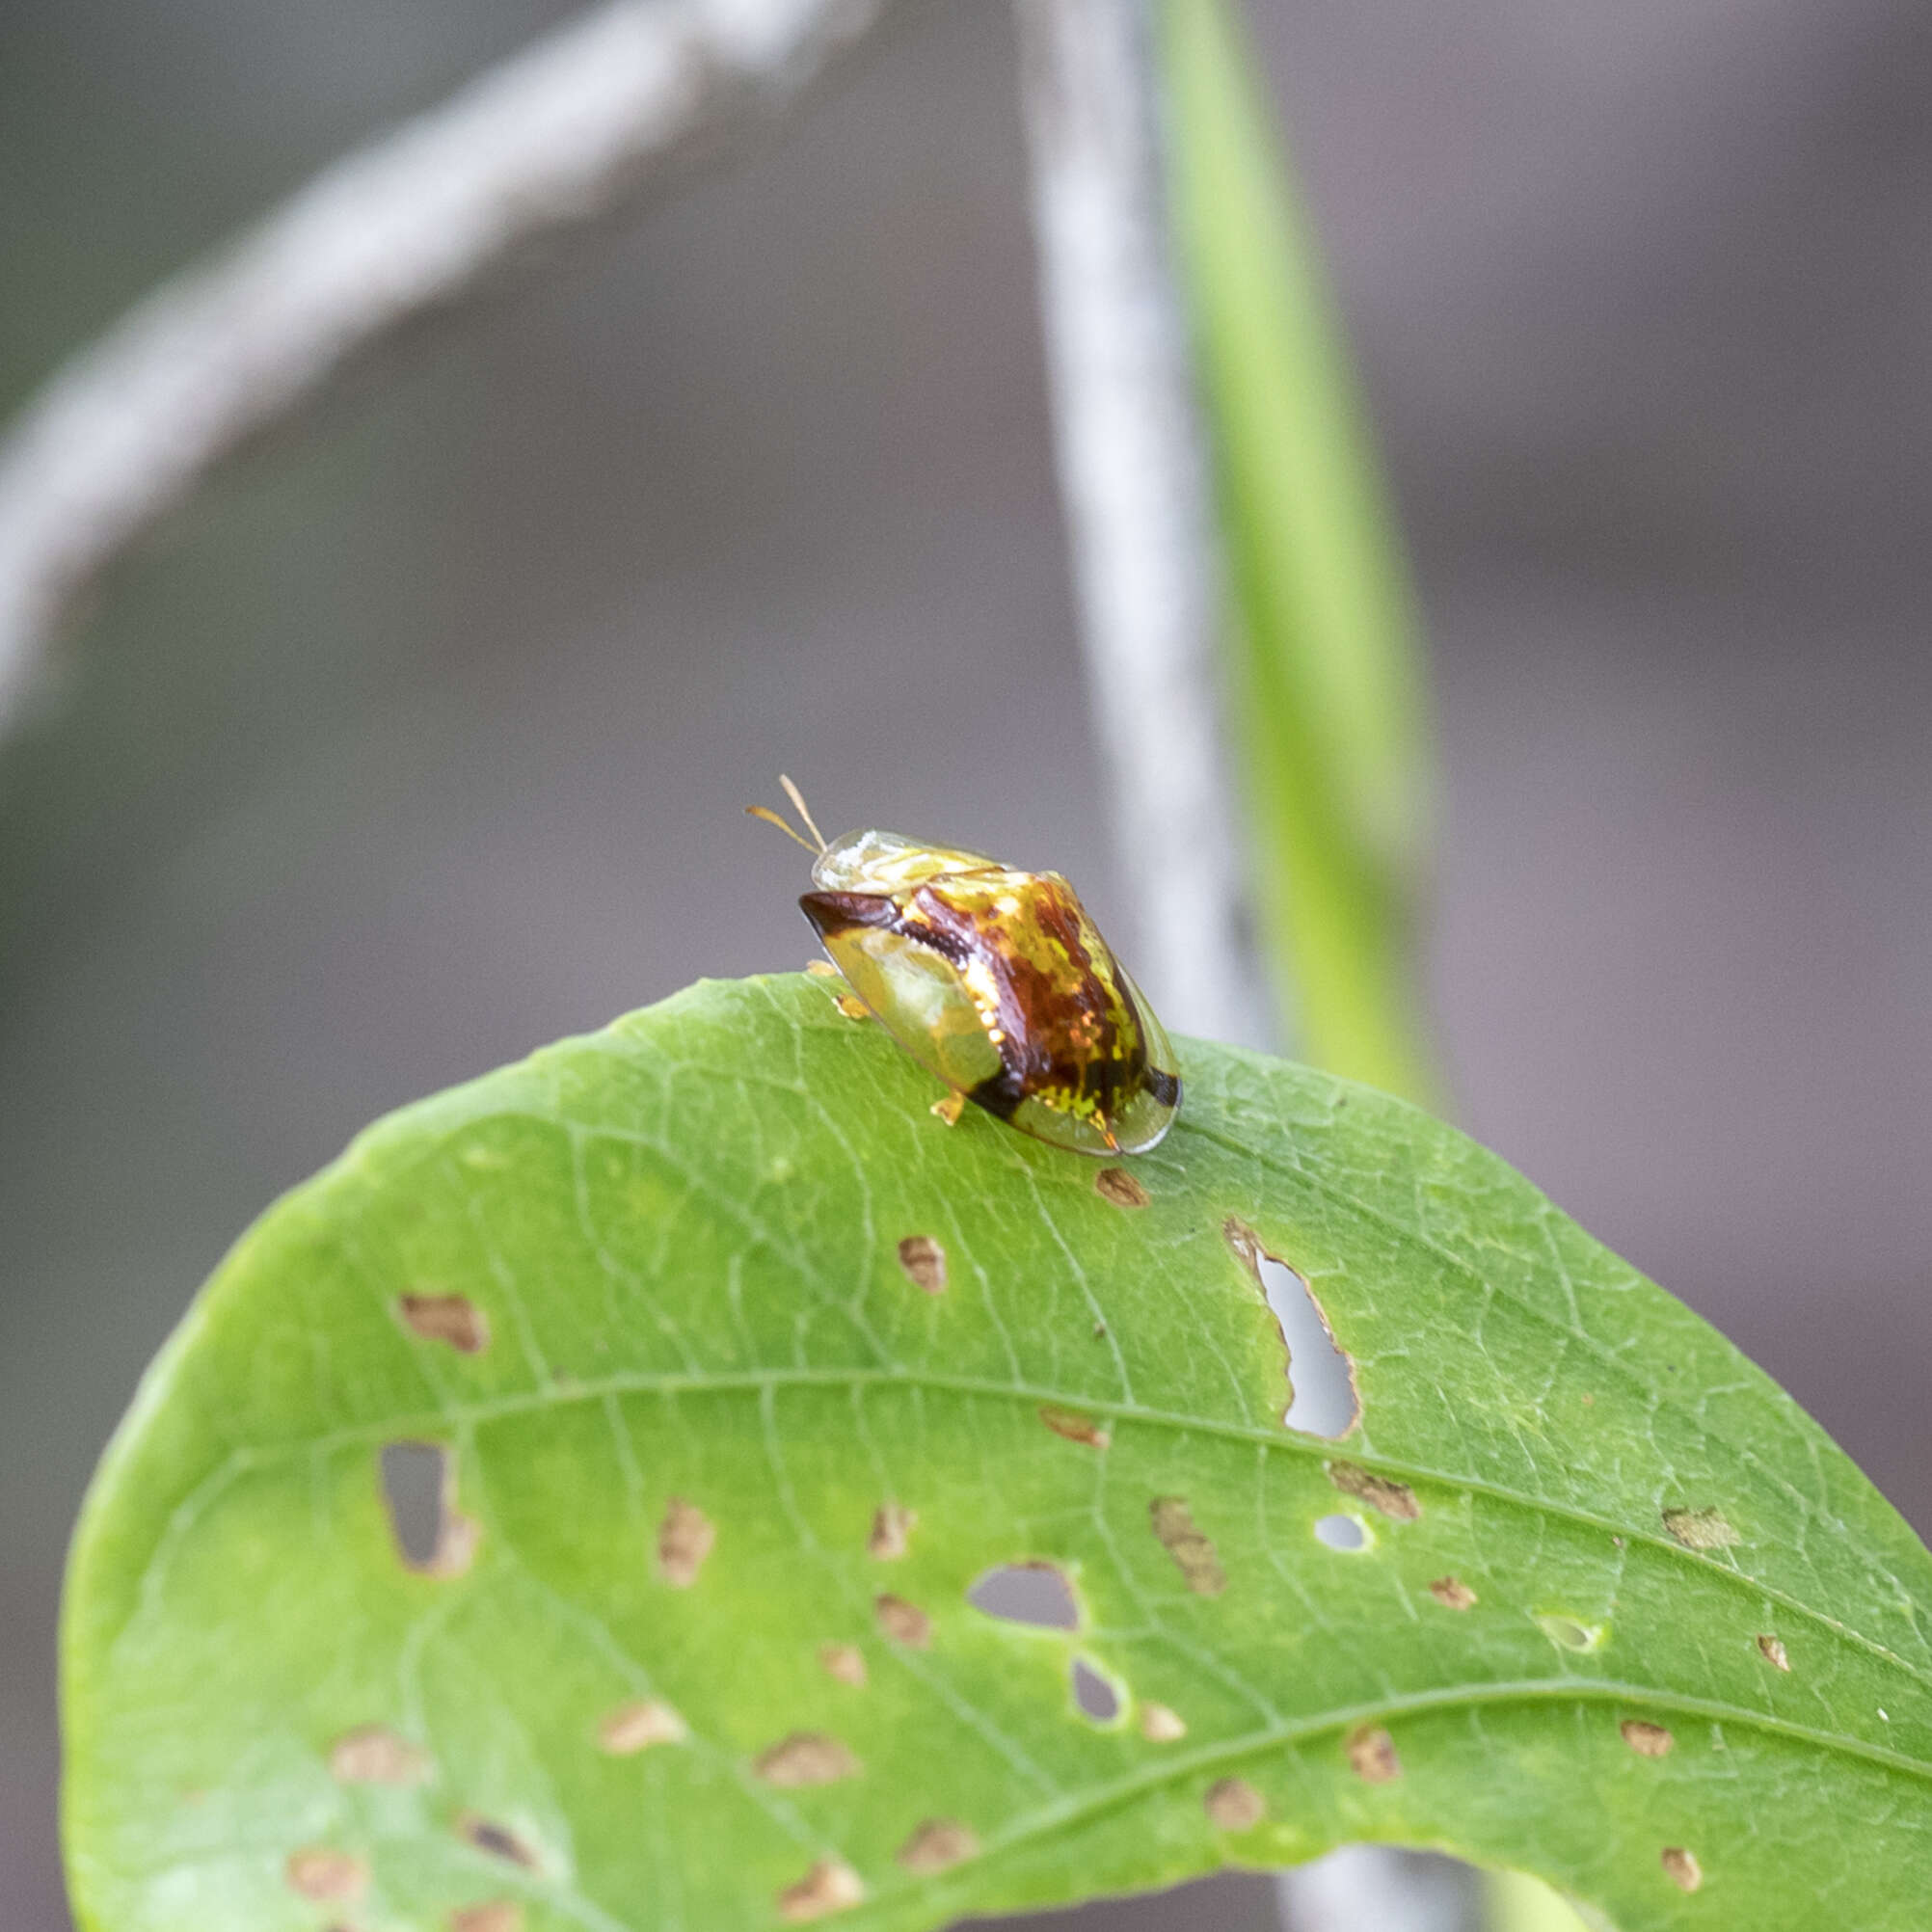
[834,993,872,1022]
[929,1092,967,1127]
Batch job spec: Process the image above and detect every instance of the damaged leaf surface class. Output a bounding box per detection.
[64,975,1932,1930]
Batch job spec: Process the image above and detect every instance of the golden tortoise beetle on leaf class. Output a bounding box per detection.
[751,777,1181,1155]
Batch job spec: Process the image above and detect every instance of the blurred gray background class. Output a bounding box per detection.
[5,2,1932,1926]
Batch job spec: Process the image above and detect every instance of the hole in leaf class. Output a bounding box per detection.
[896,1818,979,1874]
[1070,1655,1122,1723]
[968,1563,1080,1630]
[1223,1218,1358,1436]
[1148,1497,1226,1594]
[1536,1613,1607,1653]
[379,1442,478,1576]
[1313,1514,1367,1551]
[779,1859,866,1922]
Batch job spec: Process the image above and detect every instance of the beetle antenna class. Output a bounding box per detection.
[745,804,819,854]
[778,774,828,852]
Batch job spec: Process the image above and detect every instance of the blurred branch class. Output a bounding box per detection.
[1014,0,1270,1050]
[0,0,898,732]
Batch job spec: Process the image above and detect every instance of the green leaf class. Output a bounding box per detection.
[65,975,1932,1931]
[1161,0,1435,1102]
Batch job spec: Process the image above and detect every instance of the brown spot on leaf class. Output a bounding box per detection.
[1327,1462,1420,1521]
[896,1235,947,1294]
[820,1642,868,1686]
[1095,1167,1149,1209]
[329,1724,430,1785]
[397,1293,490,1355]
[1661,1847,1704,1892]
[1429,1575,1476,1610]
[1621,1719,1674,1758]
[1203,1777,1265,1830]
[867,1503,917,1560]
[875,1594,931,1647]
[657,1496,714,1587]
[1039,1406,1112,1449]
[1758,1634,1790,1672]
[1149,1496,1225,1595]
[1663,1505,1740,1550]
[896,1818,979,1873]
[1139,1702,1187,1742]
[1347,1725,1402,1784]
[754,1731,861,1786]
[449,1907,523,1932]
[598,1699,686,1754]
[457,1814,539,1868]
[779,1860,865,1922]
[286,1848,366,1902]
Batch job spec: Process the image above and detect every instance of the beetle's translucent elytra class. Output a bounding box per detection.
[751,779,1180,1156]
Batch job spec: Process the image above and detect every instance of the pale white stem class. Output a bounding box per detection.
[1014,0,1271,1049]
[0,0,897,730]
[1020,3,1476,1923]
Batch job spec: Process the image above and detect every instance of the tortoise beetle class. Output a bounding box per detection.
[752,778,1180,1155]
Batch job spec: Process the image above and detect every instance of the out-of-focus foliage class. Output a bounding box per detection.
[1162,0,1434,1104]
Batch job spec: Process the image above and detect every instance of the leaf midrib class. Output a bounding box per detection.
[147,1361,1932,1704]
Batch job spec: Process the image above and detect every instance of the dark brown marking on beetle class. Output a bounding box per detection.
[902,875,1150,1125]
[966,1068,1025,1122]
[798,890,899,937]
[1143,1066,1180,1108]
